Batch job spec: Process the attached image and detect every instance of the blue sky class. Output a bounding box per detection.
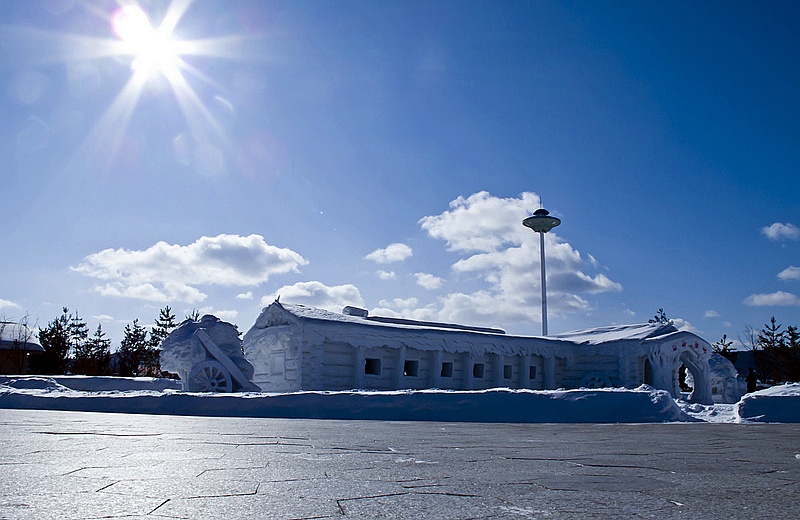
[1,0,798,349]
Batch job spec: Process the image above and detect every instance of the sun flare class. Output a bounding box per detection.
[112,5,181,77]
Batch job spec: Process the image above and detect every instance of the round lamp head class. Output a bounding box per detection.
[522,208,561,233]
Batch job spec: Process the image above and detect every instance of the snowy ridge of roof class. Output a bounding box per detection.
[280,303,507,335]
[548,322,679,345]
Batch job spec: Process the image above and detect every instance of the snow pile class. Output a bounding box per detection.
[737,383,800,423]
[678,402,739,423]
[0,375,181,392]
[0,377,71,392]
[0,379,692,423]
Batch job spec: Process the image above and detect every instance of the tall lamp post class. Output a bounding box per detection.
[523,208,561,336]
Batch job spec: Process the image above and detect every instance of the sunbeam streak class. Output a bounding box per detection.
[72,63,150,174]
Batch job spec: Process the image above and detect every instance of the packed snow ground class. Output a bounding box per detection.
[1,376,798,423]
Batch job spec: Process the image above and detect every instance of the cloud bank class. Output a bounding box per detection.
[73,234,308,304]
[744,291,800,307]
[263,281,364,311]
[778,266,800,281]
[365,243,413,264]
[762,222,800,241]
[0,299,22,311]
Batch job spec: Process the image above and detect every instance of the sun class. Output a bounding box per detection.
[112,5,181,78]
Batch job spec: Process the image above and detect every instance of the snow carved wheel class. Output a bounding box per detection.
[580,372,612,389]
[188,360,232,392]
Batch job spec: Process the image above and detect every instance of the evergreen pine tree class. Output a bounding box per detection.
[117,319,150,377]
[757,316,786,383]
[73,324,111,375]
[150,306,178,347]
[786,325,800,349]
[143,306,178,376]
[67,311,89,372]
[712,334,738,363]
[783,325,800,382]
[648,308,670,324]
[33,308,74,374]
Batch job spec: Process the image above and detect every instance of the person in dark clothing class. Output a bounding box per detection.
[745,367,758,393]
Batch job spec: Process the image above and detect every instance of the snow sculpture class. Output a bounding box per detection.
[160,315,260,393]
[706,354,741,404]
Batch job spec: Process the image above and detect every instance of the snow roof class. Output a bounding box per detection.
[549,322,680,345]
[269,303,697,347]
[0,323,43,352]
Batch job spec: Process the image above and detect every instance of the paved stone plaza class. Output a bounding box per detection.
[1,409,798,519]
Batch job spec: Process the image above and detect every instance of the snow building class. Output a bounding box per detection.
[243,301,715,404]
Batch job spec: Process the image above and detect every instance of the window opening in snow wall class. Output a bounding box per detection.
[365,358,381,375]
[441,362,453,377]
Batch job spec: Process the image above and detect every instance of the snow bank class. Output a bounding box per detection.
[0,380,692,423]
[0,375,181,392]
[737,383,800,423]
[4,377,797,423]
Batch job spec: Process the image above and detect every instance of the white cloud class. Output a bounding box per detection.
[377,270,396,280]
[414,272,444,290]
[263,281,364,312]
[236,291,254,300]
[94,282,196,303]
[762,222,800,241]
[378,297,420,309]
[92,314,114,322]
[704,310,720,318]
[365,243,413,264]
[419,191,541,253]
[417,192,622,326]
[73,234,307,303]
[197,307,239,322]
[744,291,800,307]
[672,318,701,334]
[373,297,439,322]
[0,299,21,310]
[778,266,800,281]
[437,291,533,329]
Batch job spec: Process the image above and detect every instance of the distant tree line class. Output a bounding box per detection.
[728,316,800,384]
[27,306,193,377]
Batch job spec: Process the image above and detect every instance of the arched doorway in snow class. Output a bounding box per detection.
[679,350,708,402]
[678,364,692,392]
[643,358,653,386]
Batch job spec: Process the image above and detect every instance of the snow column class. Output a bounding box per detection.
[354,346,365,389]
[430,350,442,388]
[544,354,556,389]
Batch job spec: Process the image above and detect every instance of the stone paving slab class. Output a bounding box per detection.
[0,410,798,519]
